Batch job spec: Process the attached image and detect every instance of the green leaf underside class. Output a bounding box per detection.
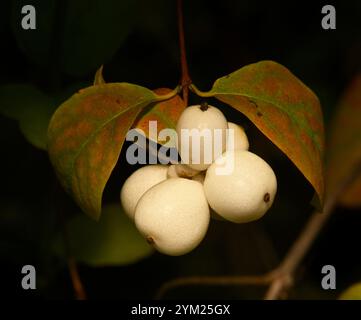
[53,204,153,266]
[326,74,361,207]
[0,84,56,150]
[47,83,160,219]
[210,60,325,207]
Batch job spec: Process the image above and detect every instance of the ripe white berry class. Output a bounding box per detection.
[176,103,228,171]
[204,150,277,223]
[134,178,210,256]
[120,165,168,220]
[226,122,249,151]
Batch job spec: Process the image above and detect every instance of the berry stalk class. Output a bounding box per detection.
[177,0,192,105]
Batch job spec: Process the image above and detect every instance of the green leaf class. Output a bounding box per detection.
[194,60,325,207]
[0,84,56,150]
[53,203,153,266]
[134,88,185,147]
[47,83,162,220]
[11,0,136,76]
[339,282,361,300]
[326,75,361,208]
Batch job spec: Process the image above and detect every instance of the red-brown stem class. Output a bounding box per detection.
[67,257,87,300]
[61,219,87,300]
[177,0,191,105]
[53,178,87,300]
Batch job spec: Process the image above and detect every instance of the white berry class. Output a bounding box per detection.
[176,103,228,171]
[120,165,168,220]
[134,178,210,256]
[226,122,249,151]
[204,150,277,223]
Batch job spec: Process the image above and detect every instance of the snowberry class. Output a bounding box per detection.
[176,103,228,171]
[134,178,210,256]
[226,122,249,152]
[120,165,168,220]
[204,150,277,223]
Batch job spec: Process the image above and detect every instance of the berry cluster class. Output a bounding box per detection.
[121,104,277,256]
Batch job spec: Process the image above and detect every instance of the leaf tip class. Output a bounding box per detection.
[94,65,105,85]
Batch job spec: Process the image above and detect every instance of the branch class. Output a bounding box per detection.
[155,205,333,300]
[54,179,87,300]
[264,162,361,300]
[61,223,87,300]
[177,0,191,105]
[264,206,333,299]
[155,272,276,299]
[66,257,87,300]
[156,161,361,300]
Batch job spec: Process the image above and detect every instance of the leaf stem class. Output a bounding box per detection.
[177,0,192,105]
[154,86,181,101]
[189,84,214,98]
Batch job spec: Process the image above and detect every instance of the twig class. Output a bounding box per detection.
[54,180,87,300]
[154,197,334,300]
[264,206,333,300]
[155,272,276,299]
[177,0,191,105]
[66,257,87,300]
[61,222,87,300]
[264,162,361,300]
[156,160,361,300]
[155,205,333,300]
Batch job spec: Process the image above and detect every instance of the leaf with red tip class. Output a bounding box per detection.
[47,83,160,219]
